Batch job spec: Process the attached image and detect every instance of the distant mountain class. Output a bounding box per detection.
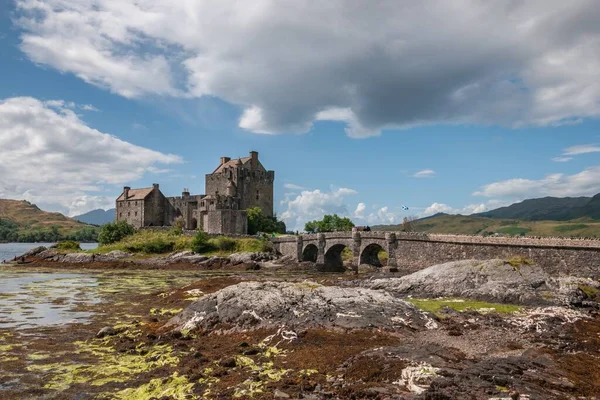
[373,213,600,237]
[73,208,115,225]
[475,195,599,221]
[0,199,89,230]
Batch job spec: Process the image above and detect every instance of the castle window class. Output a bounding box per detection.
[135,212,138,217]
[256,190,260,200]
[128,212,131,217]
[119,213,122,218]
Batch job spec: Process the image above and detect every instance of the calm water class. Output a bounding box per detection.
[0,242,98,262]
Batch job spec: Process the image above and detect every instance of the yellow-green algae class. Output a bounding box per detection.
[149,307,182,316]
[407,298,522,318]
[27,333,179,391]
[108,372,195,400]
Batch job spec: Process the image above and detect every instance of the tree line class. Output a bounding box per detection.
[0,218,98,243]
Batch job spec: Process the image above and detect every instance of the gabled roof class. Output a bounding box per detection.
[213,156,260,173]
[117,187,153,201]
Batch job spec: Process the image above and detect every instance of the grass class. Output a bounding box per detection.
[90,230,270,255]
[407,298,522,318]
[505,256,534,269]
[578,285,600,299]
[495,226,531,236]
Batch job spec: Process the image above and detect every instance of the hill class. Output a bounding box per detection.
[73,208,115,225]
[373,214,600,237]
[475,194,599,221]
[0,199,98,242]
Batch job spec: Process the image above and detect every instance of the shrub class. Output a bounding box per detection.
[211,236,237,252]
[235,238,272,253]
[56,240,81,251]
[191,231,214,253]
[98,221,135,245]
[170,216,185,235]
[141,237,174,253]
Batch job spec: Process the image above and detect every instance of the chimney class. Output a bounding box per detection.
[250,151,258,169]
[152,183,159,190]
[220,157,231,165]
[123,186,130,200]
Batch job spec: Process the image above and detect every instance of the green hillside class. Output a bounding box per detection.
[0,199,99,242]
[476,194,600,221]
[374,214,600,237]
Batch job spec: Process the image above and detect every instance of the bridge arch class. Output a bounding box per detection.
[360,243,386,268]
[302,244,318,262]
[324,243,350,271]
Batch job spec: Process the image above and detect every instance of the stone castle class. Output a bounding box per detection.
[115,151,274,234]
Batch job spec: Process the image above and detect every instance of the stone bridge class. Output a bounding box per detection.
[272,232,401,271]
[271,232,600,276]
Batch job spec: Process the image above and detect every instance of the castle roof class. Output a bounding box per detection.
[117,187,153,201]
[212,156,260,173]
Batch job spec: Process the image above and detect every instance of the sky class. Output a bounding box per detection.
[0,0,599,231]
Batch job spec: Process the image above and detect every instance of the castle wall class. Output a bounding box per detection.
[116,200,144,228]
[205,210,248,234]
[144,189,167,227]
[238,169,274,216]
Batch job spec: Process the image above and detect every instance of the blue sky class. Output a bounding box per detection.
[1,1,599,230]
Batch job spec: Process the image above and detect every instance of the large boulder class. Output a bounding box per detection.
[364,259,550,305]
[364,259,600,306]
[165,281,438,332]
[229,252,275,265]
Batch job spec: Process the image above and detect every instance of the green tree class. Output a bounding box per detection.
[247,207,286,235]
[98,220,135,245]
[304,214,354,233]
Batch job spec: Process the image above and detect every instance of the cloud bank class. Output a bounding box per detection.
[0,97,182,216]
[14,0,600,137]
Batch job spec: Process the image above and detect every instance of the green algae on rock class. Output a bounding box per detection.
[108,372,195,400]
[406,298,522,318]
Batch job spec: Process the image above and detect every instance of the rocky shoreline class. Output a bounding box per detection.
[1,247,599,399]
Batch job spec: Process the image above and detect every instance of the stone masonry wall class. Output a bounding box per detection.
[395,239,600,278]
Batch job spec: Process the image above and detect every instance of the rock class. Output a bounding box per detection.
[62,253,95,263]
[165,281,438,332]
[20,246,48,258]
[219,358,237,368]
[96,326,116,338]
[273,389,290,398]
[229,252,274,265]
[364,259,554,305]
[104,250,133,259]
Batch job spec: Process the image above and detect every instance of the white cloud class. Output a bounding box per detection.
[419,200,512,217]
[68,195,114,217]
[552,156,573,162]
[81,104,99,112]
[563,144,600,155]
[413,169,436,178]
[422,202,456,216]
[279,187,357,231]
[354,202,366,218]
[13,1,600,137]
[283,183,306,191]
[473,166,600,198]
[0,96,182,216]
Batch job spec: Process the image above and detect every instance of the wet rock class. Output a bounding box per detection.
[166,251,209,264]
[219,357,237,368]
[96,326,117,338]
[273,389,291,398]
[165,281,438,332]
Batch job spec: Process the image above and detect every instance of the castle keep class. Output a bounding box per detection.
[115,151,274,234]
